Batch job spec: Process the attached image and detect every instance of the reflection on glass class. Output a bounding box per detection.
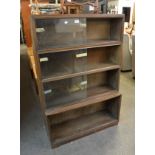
[36,18,86,50]
[39,49,87,78]
[44,75,87,108]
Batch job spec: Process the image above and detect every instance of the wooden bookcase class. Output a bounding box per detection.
[31,14,124,148]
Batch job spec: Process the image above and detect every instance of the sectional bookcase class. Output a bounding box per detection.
[31,14,124,148]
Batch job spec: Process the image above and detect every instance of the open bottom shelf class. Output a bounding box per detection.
[51,111,118,147]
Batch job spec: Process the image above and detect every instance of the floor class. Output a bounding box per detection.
[20,45,135,155]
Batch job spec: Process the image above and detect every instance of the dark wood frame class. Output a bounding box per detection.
[31,14,124,148]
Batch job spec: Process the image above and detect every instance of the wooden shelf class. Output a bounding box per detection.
[42,63,120,83]
[38,40,121,54]
[51,111,118,147]
[45,86,120,116]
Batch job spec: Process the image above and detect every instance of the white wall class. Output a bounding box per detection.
[118,0,135,14]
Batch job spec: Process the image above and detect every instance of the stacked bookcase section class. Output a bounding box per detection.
[31,14,124,148]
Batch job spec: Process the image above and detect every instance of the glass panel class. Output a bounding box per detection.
[44,75,87,108]
[36,18,87,50]
[39,49,87,79]
[43,70,119,108]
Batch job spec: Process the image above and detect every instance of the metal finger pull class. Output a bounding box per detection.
[76,53,87,58]
[44,89,52,95]
[80,81,87,86]
[80,80,87,90]
[36,28,45,33]
[40,57,48,62]
[74,19,80,24]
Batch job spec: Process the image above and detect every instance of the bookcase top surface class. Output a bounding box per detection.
[31,14,124,19]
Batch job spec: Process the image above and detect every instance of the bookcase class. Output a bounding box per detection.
[31,14,124,148]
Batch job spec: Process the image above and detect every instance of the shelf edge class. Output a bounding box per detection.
[42,64,120,83]
[38,41,121,54]
[45,90,121,116]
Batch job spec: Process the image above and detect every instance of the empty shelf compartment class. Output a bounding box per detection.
[48,96,121,147]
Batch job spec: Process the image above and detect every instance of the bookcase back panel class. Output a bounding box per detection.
[88,46,121,65]
[88,47,108,63]
[87,19,110,40]
[43,70,119,109]
[86,18,123,41]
